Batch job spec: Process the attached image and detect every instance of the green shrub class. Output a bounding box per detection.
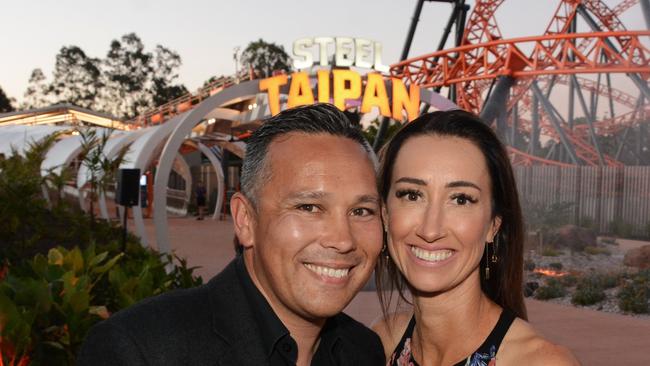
[572,276,606,306]
[559,274,578,287]
[618,270,650,314]
[609,219,634,238]
[541,247,562,257]
[0,243,202,366]
[584,246,611,256]
[524,259,536,271]
[549,262,563,270]
[535,278,567,300]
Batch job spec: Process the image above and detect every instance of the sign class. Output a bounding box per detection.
[260,71,420,121]
[292,37,389,73]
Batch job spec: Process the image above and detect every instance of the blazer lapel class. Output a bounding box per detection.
[208,259,269,366]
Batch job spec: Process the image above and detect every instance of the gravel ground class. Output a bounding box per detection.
[524,239,650,318]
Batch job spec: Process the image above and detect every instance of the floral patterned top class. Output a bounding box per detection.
[388,309,515,366]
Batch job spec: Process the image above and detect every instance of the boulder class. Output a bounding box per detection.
[547,225,597,252]
[623,245,650,269]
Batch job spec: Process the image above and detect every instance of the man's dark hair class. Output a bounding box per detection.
[240,103,375,207]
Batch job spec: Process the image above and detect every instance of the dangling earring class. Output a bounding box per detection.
[485,242,491,280]
[491,236,499,264]
[381,242,390,260]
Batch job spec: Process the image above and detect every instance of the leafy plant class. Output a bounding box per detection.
[618,270,650,314]
[572,275,606,306]
[541,247,562,257]
[535,278,567,300]
[584,246,611,255]
[0,243,202,366]
[549,262,563,270]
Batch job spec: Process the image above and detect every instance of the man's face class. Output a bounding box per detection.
[244,132,382,323]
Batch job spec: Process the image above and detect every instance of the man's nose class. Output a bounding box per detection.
[321,213,356,253]
[415,203,445,243]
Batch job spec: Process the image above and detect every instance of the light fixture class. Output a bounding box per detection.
[207,118,216,125]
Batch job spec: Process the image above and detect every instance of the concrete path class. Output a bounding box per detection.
[135,216,650,365]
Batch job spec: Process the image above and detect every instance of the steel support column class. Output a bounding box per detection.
[570,75,606,165]
[479,76,516,129]
[531,82,580,165]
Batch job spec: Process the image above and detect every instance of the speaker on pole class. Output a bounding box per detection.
[116,168,140,207]
[116,168,140,252]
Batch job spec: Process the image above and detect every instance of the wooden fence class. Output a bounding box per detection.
[514,166,650,236]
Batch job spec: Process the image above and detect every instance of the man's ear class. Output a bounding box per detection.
[230,192,256,249]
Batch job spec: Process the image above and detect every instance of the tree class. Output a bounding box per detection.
[150,45,188,107]
[98,33,154,119]
[22,68,52,109]
[240,39,291,79]
[0,85,15,113]
[50,46,102,109]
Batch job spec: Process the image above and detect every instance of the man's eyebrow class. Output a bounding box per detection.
[445,180,481,191]
[395,177,427,186]
[357,195,380,205]
[286,191,329,200]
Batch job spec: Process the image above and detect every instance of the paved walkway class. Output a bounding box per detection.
[134,216,650,365]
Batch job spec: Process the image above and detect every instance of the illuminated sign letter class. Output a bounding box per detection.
[392,78,420,122]
[317,70,330,103]
[287,72,315,108]
[333,70,361,111]
[293,38,314,69]
[314,37,334,67]
[355,38,373,69]
[361,73,391,117]
[335,37,354,67]
[374,42,389,73]
[260,74,288,116]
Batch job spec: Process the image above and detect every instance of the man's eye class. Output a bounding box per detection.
[297,204,319,212]
[351,207,375,217]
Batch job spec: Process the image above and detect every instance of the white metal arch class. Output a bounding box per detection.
[153,81,257,254]
[196,142,225,220]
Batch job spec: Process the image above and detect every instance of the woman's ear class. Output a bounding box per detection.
[230,192,256,249]
[487,215,502,243]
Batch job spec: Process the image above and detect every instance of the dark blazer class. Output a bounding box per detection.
[77,259,384,365]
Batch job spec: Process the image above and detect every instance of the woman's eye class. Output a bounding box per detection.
[452,194,476,205]
[395,189,422,202]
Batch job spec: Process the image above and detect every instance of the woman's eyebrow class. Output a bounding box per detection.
[395,177,426,186]
[445,180,481,191]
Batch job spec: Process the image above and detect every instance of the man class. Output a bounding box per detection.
[78,103,385,365]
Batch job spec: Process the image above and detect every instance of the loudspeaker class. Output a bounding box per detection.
[116,168,140,206]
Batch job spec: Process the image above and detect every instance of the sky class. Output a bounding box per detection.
[0,0,646,104]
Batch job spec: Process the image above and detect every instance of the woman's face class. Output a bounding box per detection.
[384,134,501,294]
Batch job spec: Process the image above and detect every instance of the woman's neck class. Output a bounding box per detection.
[410,271,501,366]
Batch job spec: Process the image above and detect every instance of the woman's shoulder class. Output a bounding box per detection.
[371,311,413,358]
[499,318,580,365]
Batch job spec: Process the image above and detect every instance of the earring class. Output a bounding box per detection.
[485,242,492,280]
[491,236,499,264]
[381,243,390,260]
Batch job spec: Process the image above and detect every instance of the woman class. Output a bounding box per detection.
[373,110,578,365]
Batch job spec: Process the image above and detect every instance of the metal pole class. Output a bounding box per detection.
[641,0,650,30]
[530,94,539,156]
[480,76,516,126]
[577,4,650,100]
[511,101,518,148]
[401,0,426,61]
[570,75,606,166]
[531,82,580,165]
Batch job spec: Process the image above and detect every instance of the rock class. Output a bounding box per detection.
[547,225,597,252]
[623,245,650,269]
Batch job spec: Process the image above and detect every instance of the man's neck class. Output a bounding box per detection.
[243,252,325,366]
